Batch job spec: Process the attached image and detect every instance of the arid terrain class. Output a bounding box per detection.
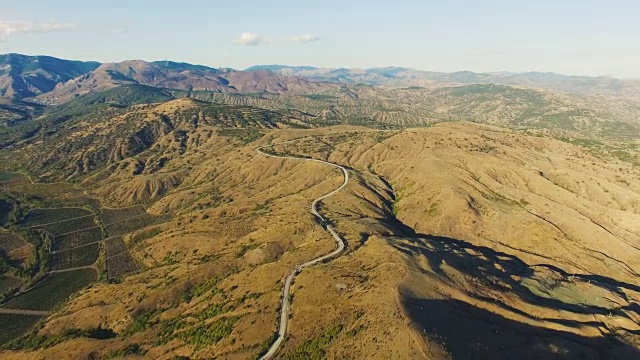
[0,54,639,359]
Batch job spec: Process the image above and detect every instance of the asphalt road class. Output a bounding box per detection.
[256,145,348,360]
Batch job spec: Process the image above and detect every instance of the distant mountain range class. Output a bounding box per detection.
[0,54,336,104]
[2,54,640,106]
[245,65,640,98]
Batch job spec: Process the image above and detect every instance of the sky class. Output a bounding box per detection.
[1,0,639,78]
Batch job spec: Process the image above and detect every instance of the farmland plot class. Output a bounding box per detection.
[105,237,127,257]
[0,231,27,253]
[50,243,100,270]
[52,227,103,252]
[0,275,23,294]
[21,208,93,228]
[106,252,138,279]
[105,237,138,279]
[105,213,168,237]
[100,206,147,225]
[0,314,42,345]
[31,215,97,236]
[2,269,96,311]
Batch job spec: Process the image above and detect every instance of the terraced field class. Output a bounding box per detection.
[105,237,127,256]
[18,208,103,271]
[100,207,162,279]
[50,243,101,270]
[106,252,138,279]
[0,231,27,253]
[103,208,167,238]
[104,236,139,279]
[99,206,148,225]
[2,269,96,311]
[0,314,42,345]
[21,208,93,228]
[0,275,23,294]
[30,216,97,236]
[52,227,103,252]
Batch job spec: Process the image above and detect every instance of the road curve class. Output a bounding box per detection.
[256,145,348,360]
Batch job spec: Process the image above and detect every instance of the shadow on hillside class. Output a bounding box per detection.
[382,220,640,358]
[403,297,640,360]
[391,233,639,320]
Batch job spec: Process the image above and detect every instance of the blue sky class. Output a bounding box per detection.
[1,0,639,77]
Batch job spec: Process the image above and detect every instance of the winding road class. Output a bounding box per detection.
[256,145,349,360]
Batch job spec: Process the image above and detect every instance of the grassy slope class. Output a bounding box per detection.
[0,124,636,358]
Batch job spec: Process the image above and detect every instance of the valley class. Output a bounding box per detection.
[0,53,638,359]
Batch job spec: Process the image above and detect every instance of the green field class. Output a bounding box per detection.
[0,314,42,345]
[21,208,93,228]
[52,227,103,252]
[2,269,96,311]
[32,215,97,236]
[50,243,100,270]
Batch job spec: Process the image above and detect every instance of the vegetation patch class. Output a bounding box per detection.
[0,275,24,294]
[31,215,97,236]
[2,268,96,311]
[50,243,100,270]
[105,343,147,358]
[52,227,103,252]
[0,231,27,253]
[158,316,240,351]
[0,198,13,226]
[183,276,222,303]
[217,128,265,144]
[3,326,116,351]
[21,208,93,228]
[105,214,168,237]
[285,323,344,360]
[106,252,139,279]
[100,206,148,225]
[105,237,127,257]
[0,171,21,183]
[251,332,278,360]
[122,308,163,336]
[0,314,43,346]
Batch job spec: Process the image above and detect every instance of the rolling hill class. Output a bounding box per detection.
[0,53,638,359]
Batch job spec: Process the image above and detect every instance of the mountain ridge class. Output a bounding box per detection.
[4,53,640,105]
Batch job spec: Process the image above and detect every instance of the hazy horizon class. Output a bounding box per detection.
[2,1,639,78]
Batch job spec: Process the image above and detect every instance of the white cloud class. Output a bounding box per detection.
[234,32,265,46]
[234,32,320,46]
[289,34,320,43]
[0,20,75,40]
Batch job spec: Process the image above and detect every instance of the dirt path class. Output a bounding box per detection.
[256,144,349,360]
[0,308,49,316]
